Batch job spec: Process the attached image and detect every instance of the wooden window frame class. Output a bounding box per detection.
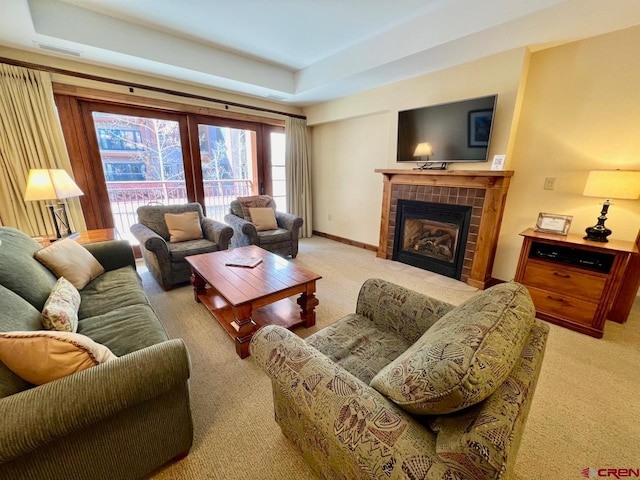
[54,84,284,230]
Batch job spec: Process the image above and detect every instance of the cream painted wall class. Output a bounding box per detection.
[308,26,640,283]
[495,25,640,280]
[306,48,529,248]
[312,112,389,245]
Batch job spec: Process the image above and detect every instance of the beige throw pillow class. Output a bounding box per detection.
[0,331,117,385]
[34,238,105,290]
[164,211,203,242]
[249,207,278,231]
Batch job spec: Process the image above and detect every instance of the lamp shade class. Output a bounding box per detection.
[583,170,640,200]
[413,142,433,157]
[24,169,84,201]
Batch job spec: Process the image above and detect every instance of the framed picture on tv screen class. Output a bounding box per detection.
[468,109,493,147]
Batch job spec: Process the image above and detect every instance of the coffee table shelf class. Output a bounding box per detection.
[198,291,306,336]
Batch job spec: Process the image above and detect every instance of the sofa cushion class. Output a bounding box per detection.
[0,285,43,397]
[0,330,117,385]
[256,229,292,244]
[164,211,203,242]
[78,304,168,356]
[34,238,105,290]
[307,313,413,384]
[167,238,220,262]
[0,227,57,310]
[78,266,149,319]
[370,282,535,415]
[42,277,81,332]
[0,284,43,333]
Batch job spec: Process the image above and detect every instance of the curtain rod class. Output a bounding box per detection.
[0,56,306,120]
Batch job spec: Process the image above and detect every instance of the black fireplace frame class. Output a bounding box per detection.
[392,199,472,279]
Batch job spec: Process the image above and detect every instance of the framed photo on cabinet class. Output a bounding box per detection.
[534,213,573,235]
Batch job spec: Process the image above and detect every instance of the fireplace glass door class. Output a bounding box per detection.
[393,200,471,279]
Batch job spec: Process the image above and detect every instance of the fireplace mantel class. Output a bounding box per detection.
[376,169,514,289]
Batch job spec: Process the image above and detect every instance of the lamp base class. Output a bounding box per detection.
[413,162,447,170]
[584,200,612,243]
[47,202,74,239]
[584,225,611,243]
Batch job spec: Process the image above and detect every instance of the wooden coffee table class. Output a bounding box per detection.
[186,245,322,359]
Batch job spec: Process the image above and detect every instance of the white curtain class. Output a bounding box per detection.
[0,63,86,235]
[285,117,313,238]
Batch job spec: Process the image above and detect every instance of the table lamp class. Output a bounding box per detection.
[582,170,640,242]
[24,169,84,239]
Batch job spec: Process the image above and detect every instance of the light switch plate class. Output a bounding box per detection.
[491,154,506,170]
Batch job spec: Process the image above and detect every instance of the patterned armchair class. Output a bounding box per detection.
[224,195,303,258]
[130,203,233,290]
[251,279,549,480]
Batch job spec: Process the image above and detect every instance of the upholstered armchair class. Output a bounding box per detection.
[130,203,233,290]
[251,279,549,480]
[224,195,303,258]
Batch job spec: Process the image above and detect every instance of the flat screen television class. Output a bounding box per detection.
[397,95,497,167]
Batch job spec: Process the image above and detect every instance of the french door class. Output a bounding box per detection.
[84,104,195,244]
[55,95,284,245]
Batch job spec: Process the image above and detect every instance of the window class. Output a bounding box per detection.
[103,162,146,181]
[270,131,286,211]
[97,128,143,151]
[55,91,285,247]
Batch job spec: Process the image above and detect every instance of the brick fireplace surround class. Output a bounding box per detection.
[376,169,514,289]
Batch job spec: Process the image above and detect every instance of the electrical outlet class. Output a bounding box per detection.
[328,213,332,221]
[544,177,556,190]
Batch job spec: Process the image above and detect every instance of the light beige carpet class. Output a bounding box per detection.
[144,236,640,480]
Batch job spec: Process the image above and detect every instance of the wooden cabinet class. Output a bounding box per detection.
[514,228,639,338]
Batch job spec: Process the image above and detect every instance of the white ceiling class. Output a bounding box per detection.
[1,0,640,106]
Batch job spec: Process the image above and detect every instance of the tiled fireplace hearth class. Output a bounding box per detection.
[376,169,514,289]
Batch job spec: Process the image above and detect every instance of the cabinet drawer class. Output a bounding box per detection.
[527,286,597,326]
[522,261,606,300]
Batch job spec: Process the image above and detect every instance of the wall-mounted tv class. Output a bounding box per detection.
[397,95,497,167]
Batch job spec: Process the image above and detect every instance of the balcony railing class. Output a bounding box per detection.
[106,179,254,244]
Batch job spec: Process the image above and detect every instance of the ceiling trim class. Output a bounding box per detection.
[0,56,306,120]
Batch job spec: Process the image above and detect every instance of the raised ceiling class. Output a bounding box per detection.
[1,0,639,106]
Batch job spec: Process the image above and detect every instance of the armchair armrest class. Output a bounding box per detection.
[202,217,233,250]
[426,321,549,477]
[356,278,456,344]
[250,326,451,479]
[275,211,303,234]
[0,339,190,463]
[130,223,169,260]
[84,240,136,271]
[224,213,258,246]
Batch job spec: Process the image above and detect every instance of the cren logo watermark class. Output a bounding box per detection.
[582,468,640,478]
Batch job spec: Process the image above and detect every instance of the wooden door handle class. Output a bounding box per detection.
[553,272,571,278]
[547,295,566,303]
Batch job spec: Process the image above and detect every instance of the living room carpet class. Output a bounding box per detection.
[143,236,640,480]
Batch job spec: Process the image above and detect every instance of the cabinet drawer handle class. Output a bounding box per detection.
[547,295,565,303]
[553,272,571,279]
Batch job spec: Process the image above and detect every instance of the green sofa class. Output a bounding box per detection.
[251,278,549,480]
[0,227,193,479]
